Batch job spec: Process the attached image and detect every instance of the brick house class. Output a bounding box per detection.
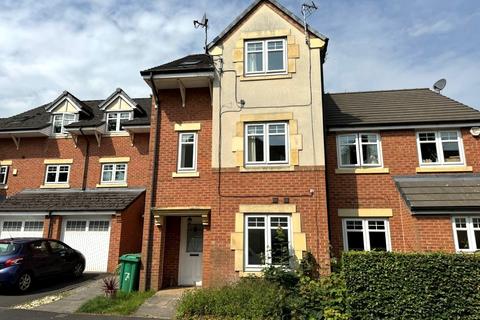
[1,0,480,291]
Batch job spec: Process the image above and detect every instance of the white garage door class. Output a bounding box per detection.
[61,216,111,272]
[0,217,44,239]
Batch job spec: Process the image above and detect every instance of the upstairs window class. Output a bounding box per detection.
[177,132,197,172]
[245,39,286,75]
[0,166,8,185]
[453,217,480,252]
[101,163,127,184]
[45,165,70,184]
[343,218,391,251]
[107,112,131,132]
[52,113,76,134]
[245,122,288,166]
[337,133,382,167]
[417,130,464,166]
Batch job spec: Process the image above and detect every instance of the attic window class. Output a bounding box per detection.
[53,113,76,134]
[107,112,131,132]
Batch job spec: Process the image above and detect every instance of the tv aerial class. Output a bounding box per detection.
[301,1,318,45]
[433,78,446,93]
[194,13,209,54]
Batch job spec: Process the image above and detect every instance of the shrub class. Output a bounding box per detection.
[343,251,480,320]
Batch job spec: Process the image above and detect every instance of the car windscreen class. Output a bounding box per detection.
[0,241,20,256]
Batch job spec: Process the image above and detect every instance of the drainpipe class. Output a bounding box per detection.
[79,128,90,191]
[47,211,53,238]
[145,72,161,290]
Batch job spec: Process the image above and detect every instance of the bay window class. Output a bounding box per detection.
[245,38,286,75]
[52,113,76,134]
[337,133,382,167]
[245,215,291,270]
[453,217,480,252]
[177,132,197,172]
[417,130,464,166]
[343,218,391,251]
[245,122,288,165]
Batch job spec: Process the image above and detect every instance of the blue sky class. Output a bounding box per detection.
[0,0,478,117]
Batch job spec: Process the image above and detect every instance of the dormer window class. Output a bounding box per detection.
[245,38,287,75]
[52,113,76,134]
[107,112,131,132]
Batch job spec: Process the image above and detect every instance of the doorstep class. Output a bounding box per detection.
[133,288,188,319]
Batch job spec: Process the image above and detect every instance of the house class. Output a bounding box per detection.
[0,89,152,272]
[0,0,479,291]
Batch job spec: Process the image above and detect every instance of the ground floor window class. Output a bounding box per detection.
[342,218,391,251]
[244,214,291,270]
[452,217,480,252]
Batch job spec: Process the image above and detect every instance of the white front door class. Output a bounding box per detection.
[178,217,203,286]
[0,217,44,239]
[61,215,111,272]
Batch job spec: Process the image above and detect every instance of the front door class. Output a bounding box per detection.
[178,217,203,286]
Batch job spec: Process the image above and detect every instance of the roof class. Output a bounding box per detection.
[45,91,94,116]
[0,96,152,132]
[207,0,328,49]
[140,54,214,76]
[325,88,480,129]
[0,188,145,212]
[394,175,480,214]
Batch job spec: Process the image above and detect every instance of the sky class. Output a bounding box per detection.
[0,0,479,117]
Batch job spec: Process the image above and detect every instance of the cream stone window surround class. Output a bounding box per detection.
[230,204,307,275]
[231,112,302,171]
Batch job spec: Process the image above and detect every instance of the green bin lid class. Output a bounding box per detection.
[119,253,141,262]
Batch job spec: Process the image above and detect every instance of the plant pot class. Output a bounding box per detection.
[104,289,117,299]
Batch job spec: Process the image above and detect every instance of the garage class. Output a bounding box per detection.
[0,216,44,239]
[61,215,112,272]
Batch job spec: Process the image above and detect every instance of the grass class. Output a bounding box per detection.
[77,290,155,315]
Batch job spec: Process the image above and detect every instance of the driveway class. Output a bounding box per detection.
[0,309,147,320]
[0,273,105,307]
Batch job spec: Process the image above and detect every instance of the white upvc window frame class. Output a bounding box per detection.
[106,111,132,132]
[100,163,128,184]
[416,130,465,166]
[244,214,292,271]
[0,166,8,185]
[452,217,480,252]
[244,122,289,166]
[44,164,71,184]
[336,133,383,168]
[52,113,77,134]
[244,38,287,76]
[177,132,198,172]
[342,218,391,252]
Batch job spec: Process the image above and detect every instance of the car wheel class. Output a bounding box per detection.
[72,263,84,278]
[17,272,33,292]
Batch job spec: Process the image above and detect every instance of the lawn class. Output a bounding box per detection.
[77,291,155,316]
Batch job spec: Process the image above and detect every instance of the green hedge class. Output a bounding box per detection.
[343,251,480,320]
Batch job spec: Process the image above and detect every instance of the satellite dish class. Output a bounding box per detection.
[433,78,446,93]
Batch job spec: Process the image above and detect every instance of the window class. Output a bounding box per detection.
[245,123,288,165]
[244,215,291,270]
[101,163,127,184]
[452,217,480,252]
[2,221,22,232]
[417,130,464,166]
[88,221,110,232]
[106,112,131,132]
[52,113,76,134]
[49,241,68,254]
[29,241,49,255]
[177,132,197,172]
[1,221,43,232]
[24,221,44,232]
[45,165,70,184]
[245,39,286,75]
[0,166,8,185]
[66,221,87,232]
[343,219,391,251]
[337,133,382,167]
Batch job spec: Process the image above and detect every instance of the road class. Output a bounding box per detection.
[0,273,104,307]
[0,308,147,319]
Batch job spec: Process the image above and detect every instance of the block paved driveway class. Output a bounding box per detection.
[0,273,104,307]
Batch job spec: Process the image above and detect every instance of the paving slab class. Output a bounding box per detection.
[133,288,187,319]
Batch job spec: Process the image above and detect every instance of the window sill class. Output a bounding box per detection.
[50,134,73,139]
[239,271,263,277]
[240,166,294,172]
[96,183,128,188]
[172,172,200,178]
[240,73,292,81]
[416,166,473,173]
[40,184,70,189]
[335,167,390,175]
[103,132,130,137]
[0,185,8,190]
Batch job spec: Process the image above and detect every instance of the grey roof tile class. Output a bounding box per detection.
[140,54,214,76]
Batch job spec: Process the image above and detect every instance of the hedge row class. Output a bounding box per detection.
[343,251,480,320]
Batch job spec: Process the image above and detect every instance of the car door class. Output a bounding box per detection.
[48,240,75,273]
[29,240,56,277]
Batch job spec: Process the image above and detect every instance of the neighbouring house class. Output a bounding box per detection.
[0,0,479,291]
[0,89,151,272]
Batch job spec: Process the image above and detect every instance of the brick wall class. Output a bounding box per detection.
[326,129,480,257]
